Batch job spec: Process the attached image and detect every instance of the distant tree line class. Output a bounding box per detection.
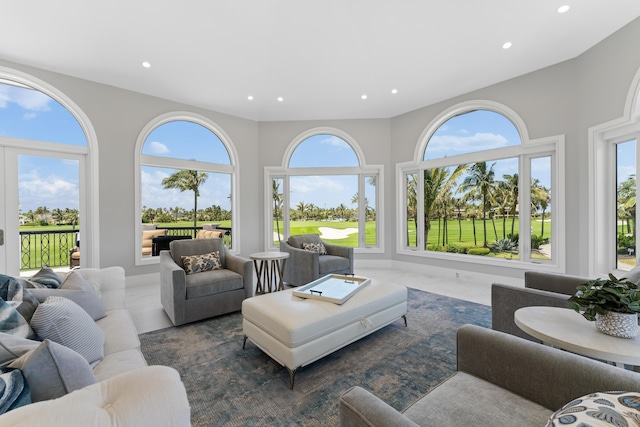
[21,206,79,228]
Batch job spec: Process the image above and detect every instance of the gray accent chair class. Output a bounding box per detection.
[279,233,354,287]
[491,271,588,342]
[160,238,253,326]
[339,324,640,427]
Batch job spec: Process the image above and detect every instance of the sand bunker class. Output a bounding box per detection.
[318,227,358,240]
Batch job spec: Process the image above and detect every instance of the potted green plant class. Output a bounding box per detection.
[568,274,640,338]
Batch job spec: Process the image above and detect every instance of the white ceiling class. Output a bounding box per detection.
[2,1,640,122]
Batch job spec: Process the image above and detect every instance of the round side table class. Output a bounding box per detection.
[250,252,290,294]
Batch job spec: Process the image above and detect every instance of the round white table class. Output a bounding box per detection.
[515,306,640,367]
[250,252,289,294]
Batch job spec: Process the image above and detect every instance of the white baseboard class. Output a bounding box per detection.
[355,259,523,287]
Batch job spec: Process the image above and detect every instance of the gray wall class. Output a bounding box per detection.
[2,16,640,278]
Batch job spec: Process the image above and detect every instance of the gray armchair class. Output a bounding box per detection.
[339,325,640,427]
[491,271,587,342]
[280,233,354,287]
[160,238,252,326]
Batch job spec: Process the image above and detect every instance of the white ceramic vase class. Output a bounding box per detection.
[595,312,639,339]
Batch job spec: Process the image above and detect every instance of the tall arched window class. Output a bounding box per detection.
[0,70,97,274]
[266,128,383,252]
[398,102,564,271]
[135,113,237,265]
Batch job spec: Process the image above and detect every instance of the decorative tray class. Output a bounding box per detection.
[292,274,371,305]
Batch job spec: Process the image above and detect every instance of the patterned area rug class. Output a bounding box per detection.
[139,289,491,426]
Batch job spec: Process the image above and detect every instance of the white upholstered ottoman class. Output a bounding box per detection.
[242,281,407,389]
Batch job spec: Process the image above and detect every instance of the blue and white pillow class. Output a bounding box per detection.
[0,299,35,339]
[546,391,640,426]
[29,267,63,289]
[0,367,30,414]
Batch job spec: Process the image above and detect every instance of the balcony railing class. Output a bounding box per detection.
[20,230,77,271]
[19,225,232,271]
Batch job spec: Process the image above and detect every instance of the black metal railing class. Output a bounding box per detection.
[19,226,232,271]
[20,230,78,270]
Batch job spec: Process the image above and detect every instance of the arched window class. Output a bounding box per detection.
[590,70,640,276]
[399,102,564,270]
[266,128,383,252]
[135,113,237,265]
[0,71,96,275]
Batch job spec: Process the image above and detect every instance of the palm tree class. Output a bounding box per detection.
[273,180,283,242]
[423,165,467,248]
[619,176,636,236]
[406,173,418,246]
[530,179,550,237]
[500,173,519,239]
[457,162,498,247]
[162,169,208,235]
[52,208,64,225]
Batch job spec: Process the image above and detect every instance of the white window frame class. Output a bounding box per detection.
[397,100,566,272]
[589,68,640,277]
[0,67,99,272]
[264,127,384,253]
[134,112,240,266]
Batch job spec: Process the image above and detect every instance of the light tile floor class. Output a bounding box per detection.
[126,267,494,334]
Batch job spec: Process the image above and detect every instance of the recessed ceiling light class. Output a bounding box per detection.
[142,61,151,68]
[277,97,284,102]
[502,42,512,50]
[557,5,570,13]
[247,95,254,101]
[391,89,398,94]
[361,94,368,100]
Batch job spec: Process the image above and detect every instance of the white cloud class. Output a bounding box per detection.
[319,135,350,149]
[19,170,78,210]
[147,141,170,154]
[0,85,52,111]
[427,132,509,153]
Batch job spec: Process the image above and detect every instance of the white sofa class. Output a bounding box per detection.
[0,267,191,427]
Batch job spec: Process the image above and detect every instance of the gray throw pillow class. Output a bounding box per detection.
[29,271,106,321]
[0,333,39,366]
[30,296,105,365]
[8,339,97,402]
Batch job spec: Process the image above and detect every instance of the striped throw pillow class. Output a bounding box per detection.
[30,296,105,365]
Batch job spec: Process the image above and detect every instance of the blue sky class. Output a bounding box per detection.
[3,80,553,214]
[617,139,636,184]
[0,81,84,212]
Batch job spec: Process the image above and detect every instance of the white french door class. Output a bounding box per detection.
[0,143,86,276]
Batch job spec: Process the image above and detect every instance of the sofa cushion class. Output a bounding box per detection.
[0,334,39,366]
[402,372,552,426]
[319,255,351,274]
[545,391,640,427]
[8,339,97,402]
[28,271,106,321]
[30,296,105,365]
[196,229,225,239]
[0,367,31,414]
[181,251,221,275]
[142,229,167,248]
[29,267,63,289]
[185,269,243,299]
[0,299,35,339]
[96,309,141,356]
[93,349,147,382]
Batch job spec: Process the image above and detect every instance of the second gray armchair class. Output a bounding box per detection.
[160,238,252,326]
[280,233,354,287]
